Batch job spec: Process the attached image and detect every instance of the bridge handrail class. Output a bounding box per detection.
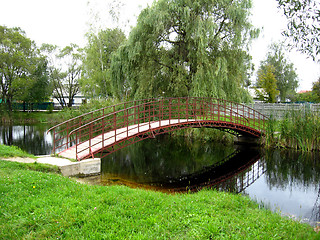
[68,100,161,138]
[46,98,156,134]
[67,98,255,139]
[48,97,268,157]
[47,97,267,135]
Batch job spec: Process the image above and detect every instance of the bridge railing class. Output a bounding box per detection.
[48,97,267,159]
[47,98,155,154]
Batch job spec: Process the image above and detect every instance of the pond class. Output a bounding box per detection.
[1,124,319,226]
[99,135,320,226]
[0,124,53,155]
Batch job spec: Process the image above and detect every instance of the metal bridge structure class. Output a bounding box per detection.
[47,97,268,161]
[151,148,265,193]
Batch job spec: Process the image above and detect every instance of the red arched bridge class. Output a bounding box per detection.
[47,97,268,161]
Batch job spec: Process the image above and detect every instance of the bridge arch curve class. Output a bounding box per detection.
[48,97,267,161]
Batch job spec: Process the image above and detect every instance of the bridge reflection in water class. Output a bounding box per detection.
[99,136,264,194]
[146,148,264,193]
[162,149,265,193]
[85,137,320,226]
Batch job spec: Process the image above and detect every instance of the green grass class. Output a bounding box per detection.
[0,160,318,239]
[0,111,61,124]
[263,110,320,151]
[0,144,35,158]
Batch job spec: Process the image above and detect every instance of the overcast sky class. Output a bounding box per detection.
[1,0,319,91]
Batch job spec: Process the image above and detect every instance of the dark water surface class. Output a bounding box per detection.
[99,135,320,226]
[0,124,53,155]
[1,124,319,226]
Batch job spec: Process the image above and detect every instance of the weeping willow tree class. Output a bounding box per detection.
[111,0,258,101]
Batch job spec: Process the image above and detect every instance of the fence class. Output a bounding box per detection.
[0,102,54,111]
[247,103,320,119]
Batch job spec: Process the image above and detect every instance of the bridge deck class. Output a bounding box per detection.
[49,97,267,161]
[58,119,190,160]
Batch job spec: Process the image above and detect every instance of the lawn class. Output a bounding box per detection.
[0,160,318,239]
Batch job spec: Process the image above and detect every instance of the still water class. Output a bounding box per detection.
[99,135,320,226]
[1,124,319,225]
[0,124,53,155]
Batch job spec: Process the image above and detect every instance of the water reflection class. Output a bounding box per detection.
[101,135,264,193]
[99,135,320,225]
[1,123,319,226]
[101,135,236,188]
[154,148,263,193]
[245,150,320,225]
[0,124,53,155]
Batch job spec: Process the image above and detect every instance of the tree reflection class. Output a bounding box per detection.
[264,150,320,223]
[311,186,320,223]
[101,135,263,193]
[0,124,53,155]
[101,135,236,183]
[264,150,320,190]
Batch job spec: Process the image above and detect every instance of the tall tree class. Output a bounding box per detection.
[312,77,320,101]
[14,56,51,110]
[0,26,49,111]
[42,44,83,109]
[29,57,51,103]
[56,44,83,108]
[111,0,258,101]
[259,43,298,102]
[80,28,126,98]
[256,64,279,103]
[277,0,320,61]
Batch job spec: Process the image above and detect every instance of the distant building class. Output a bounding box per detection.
[248,87,267,102]
[298,90,311,94]
[51,93,87,109]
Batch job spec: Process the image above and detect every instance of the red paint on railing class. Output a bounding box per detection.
[47,97,268,161]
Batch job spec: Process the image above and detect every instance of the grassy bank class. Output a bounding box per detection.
[0,111,61,124]
[0,99,122,125]
[0,144,35,158]
[0,160,318,239]
[263,109,320,151]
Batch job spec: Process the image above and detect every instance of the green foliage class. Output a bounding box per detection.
[0,26,50,111]
[0,111,60,124]
[27,58,51,103]
[263,116,278,147]
[41,43,83,109]
[81,28,126,98]
[312,78,320,101]
[111,0,258,102]
[278,109,320,151]
[277,0,320,61]
[56,98,121,122]
[0,160,317,239]
[294,91,319,103]
[0,144,35,158]
[262,109,320,151]
[259,43,298,102]
[256,64,279,103]
[171,128,234,145]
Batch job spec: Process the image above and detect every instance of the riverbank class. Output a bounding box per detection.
[0,111,61,124]
[263,109,320,151]
[0,158,319,239]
